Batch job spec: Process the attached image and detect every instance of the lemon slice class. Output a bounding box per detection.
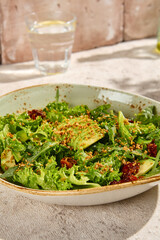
[37,20,67,28]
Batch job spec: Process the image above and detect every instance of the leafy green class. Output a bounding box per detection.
[0,98,160,191]
[134,106,160,127]
[90,104,110,119]
[27,141,58,163]
[118,111,132,141]
[0,166,18,178]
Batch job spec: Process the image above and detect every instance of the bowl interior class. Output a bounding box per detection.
[0,83,160,197]
[0,84,159,117]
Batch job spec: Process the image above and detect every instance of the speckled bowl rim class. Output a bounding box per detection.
[0,83,160,197]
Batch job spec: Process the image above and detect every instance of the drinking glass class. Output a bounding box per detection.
[25,10,76,75]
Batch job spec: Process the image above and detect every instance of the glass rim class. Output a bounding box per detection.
[25,10,76,25]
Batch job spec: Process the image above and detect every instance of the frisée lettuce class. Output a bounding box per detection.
[0,92,160,190]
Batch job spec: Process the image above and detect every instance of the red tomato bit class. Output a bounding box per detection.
[60,157,77,169]
[28,109,46,120]
[147,139,157,157]
[110,161,140,185]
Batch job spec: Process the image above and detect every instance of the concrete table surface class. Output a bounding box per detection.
[0,39,160,240]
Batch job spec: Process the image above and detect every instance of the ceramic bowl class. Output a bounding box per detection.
[0,84,160,206]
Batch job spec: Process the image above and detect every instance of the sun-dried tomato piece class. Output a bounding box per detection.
[121,162,139,176]
[110,161,140,185]
[28,109,46,120]
[147,139,157,157]
[128,119,134,123]
[110,180,122,185]
[121,173,139,183]
[60,157,77,169]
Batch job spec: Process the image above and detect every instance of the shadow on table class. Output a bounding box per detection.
[62,186,158,240]
[0,185,158,240]
[109,77,160,102]
[78,45,159,62]
[0,62,44,83]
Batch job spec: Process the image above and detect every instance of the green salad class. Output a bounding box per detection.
[0,90,160,191]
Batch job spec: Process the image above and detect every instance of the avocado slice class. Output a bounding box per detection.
[1,148,16,172]
[136,159,155,177]
[53,115,105,150]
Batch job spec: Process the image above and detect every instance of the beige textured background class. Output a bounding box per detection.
[0,0,160,64]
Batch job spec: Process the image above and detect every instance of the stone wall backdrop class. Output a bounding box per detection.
[0,0,160,64]
[124,0,160,40]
